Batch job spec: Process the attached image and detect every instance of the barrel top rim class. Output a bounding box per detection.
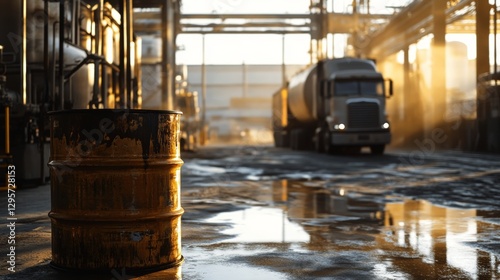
[48,109,183,115]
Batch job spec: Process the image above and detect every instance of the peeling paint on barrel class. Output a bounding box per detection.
[48,109,183,272]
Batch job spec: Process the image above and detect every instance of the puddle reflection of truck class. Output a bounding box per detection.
[273,58,393,154]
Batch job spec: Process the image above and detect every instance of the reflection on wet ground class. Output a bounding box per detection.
[206,207,309,243]
[183,180,500,279]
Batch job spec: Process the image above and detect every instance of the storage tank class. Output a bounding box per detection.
[287,64,318,124]
[287,58,378,124]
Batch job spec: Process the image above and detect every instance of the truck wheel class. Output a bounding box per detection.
[370,145,385,155]
[315,130,324,153]
[323,132,333,154]
[273,131,284,147]
[291,130,299,150]
[290,132,296,150]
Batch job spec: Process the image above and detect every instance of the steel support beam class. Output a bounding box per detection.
[181,14,311,20]
[180,30,310,34]
[476,0,490,77]
[476,0,491,149]
[365,0,476,59]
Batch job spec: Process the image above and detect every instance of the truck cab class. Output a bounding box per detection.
[321,65,393,154]
[273,57,393,155]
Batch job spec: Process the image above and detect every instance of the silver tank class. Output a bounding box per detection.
[287,58,378,124]
[287,64,318,124]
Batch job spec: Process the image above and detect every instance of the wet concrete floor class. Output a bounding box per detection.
[1,145,500,279]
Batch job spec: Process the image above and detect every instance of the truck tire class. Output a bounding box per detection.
[370,145,385,155]
[314,130,324,153]
[291,130,299,150]
[291,129,308,150]
[290,131,296,150]
[323,131,333,154]
[273,132,281,147]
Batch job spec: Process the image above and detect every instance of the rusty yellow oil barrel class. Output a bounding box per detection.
[48,109,183,272]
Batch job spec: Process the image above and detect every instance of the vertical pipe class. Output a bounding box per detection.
[403,46,411,138]
[71,0,76,44]
[126,0,133,108]
[93,2,102,108]
[101,64,108,108]
[161,2,169,109]
[52,21,58,111]
[100,3,107,108]
[173,5,181,94]
[59,0,65,109]
[75,0,80,45]
[44,0,49,103]
[41,0,48,183]
[242,62,246,98]
[320,0,325,59]
[201,34,206,145]
[282,34,286,87]
[118,0,126,108]
[22,0,27,105]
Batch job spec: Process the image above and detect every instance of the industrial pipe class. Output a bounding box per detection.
[59,0,65,110]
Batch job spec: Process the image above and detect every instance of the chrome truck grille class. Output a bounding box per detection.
[348,102,380,128]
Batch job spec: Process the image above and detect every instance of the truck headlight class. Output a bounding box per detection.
[382,122,390,129]
[334,123,346,130]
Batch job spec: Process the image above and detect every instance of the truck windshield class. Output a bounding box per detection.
[334,80,384,96]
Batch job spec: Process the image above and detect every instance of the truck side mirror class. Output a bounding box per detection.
[385,79,393,98]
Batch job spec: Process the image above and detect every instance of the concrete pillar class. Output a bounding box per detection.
[403,46,411,127]
[476,0,490,149]
[404,45,424,142]
[432,0,447,127]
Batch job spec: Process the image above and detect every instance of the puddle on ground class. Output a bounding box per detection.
[199,180,500,279]
[183,262,288,280]
[205,207,309,243]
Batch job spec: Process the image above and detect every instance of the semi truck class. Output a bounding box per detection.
[272,57,393,154]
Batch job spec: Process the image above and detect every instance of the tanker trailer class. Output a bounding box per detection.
[272,58,393,154]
